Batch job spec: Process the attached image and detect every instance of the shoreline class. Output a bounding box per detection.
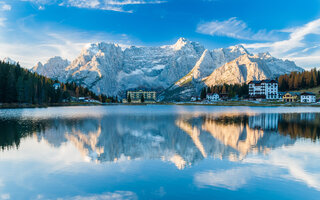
[1,101,320,109]
[0,102,105,109]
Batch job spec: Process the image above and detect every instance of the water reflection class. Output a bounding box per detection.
[1,112,319,168]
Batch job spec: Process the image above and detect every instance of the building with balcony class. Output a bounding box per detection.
[127,89,157,103]
[248,80,278,100]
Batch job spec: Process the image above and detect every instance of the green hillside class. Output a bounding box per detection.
[290,86,320,98]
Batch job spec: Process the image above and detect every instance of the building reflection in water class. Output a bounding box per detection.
[0,112,319,169]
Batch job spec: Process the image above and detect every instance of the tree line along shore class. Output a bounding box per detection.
[1,61,320,107]
[0,61,118,106]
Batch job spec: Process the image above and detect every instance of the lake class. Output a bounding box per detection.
[0,105,319,200]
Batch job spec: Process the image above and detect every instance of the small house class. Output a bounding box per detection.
[206,93,220,101]
[282,92,300,102]
[300,92,316,103]
[191,96,201,102]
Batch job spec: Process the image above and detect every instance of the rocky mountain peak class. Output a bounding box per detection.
[32,38,303,98]
[31,56,70,81]
[173,37,190,49]
[171,37,204,53]
[227,44,249,55]
[3,57,17,65]
[82,42,120,56]
[257,52,272,59]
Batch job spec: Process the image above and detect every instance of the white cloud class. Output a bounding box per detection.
[0,18,6,27]
[195,141,320,192]
[197,17,278,41]
[197,17,320,68]
[0,2,11,11]
[62,191,137,200]
[194,166,272,190]
[194,168,250,190]
[0,27,133,68]
[244,18,320,68]
[0,179,9,200]
[244,141,320,191]
[0,12,135,68]
[0,194,10,200]
[21,0,166,12]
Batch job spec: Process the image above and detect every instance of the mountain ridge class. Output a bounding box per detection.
[31,38,303,99]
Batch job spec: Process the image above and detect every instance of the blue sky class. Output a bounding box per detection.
[0,0,320,68]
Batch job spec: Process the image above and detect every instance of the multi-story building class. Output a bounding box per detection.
[300,92,316,103]
[249,113,279,130]
[127,89,157,103]
[248,80,278,100]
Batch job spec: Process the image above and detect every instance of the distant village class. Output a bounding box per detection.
[120,79,318,104]
[55,79,319,105]
[198,79,318,104]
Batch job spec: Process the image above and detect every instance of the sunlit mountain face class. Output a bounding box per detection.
[0,106,319,199]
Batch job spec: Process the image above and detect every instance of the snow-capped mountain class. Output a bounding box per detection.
[174,45,249,88]
[32,56,70,80]
[2,57,17,65]
[33,38,206,96]
[32,38,303,97]
[204,53,302,86]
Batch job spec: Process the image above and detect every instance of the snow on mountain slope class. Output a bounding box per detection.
[174,45,248,87]
[32,56,70,80]
[33,38,206,96]
[254,52,302,76]
[204,53,303,86]
[32,38,303,98]
[2,57,17,65]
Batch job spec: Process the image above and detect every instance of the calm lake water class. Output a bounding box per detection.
[0,105,319,200]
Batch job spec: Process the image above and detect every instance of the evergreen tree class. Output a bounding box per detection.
[0,61,109,105]
[16,76,25,103]
[200,88,207,99]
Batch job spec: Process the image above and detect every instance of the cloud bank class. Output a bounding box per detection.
[195,142,320,192]
[197,17,278,41]
[197,17,320,68]
[0,1,11,11]
[244,18,320,68]
[21,0,166,12]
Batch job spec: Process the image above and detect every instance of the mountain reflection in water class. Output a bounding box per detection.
[1,112,319,169]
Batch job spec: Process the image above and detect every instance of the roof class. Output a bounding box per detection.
[248,80,261,84]
[248,79,278,85]
[261,79,278,83]
[207,93,219,96]
[285,92,301,96]
[127,89,156,92]
[301,92,316,96]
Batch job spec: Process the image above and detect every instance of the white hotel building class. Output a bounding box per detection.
[248,80,279,100]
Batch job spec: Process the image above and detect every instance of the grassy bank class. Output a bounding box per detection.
[173,101,320,107]
[2,101,320,109]
[290,86,320,98]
